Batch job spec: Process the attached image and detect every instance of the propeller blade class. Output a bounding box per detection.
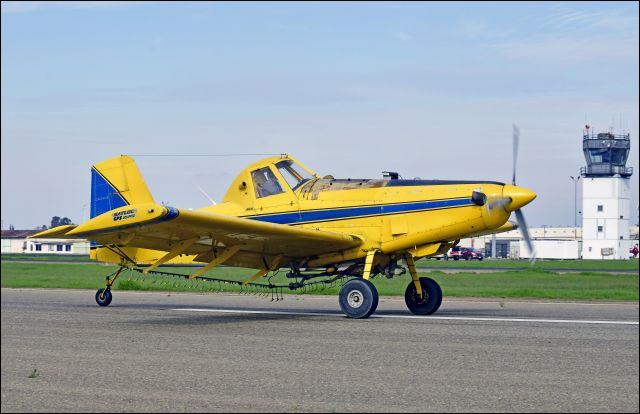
[515,208,536,264]
[512,124,519,185]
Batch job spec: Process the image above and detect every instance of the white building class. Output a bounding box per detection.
[457,225,638,260]
[1,230,90,255]
[580,130,633,259]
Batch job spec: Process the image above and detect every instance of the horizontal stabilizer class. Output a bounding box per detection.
[29,225,80,239]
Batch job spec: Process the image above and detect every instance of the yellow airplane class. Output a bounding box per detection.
[31,129,536,318]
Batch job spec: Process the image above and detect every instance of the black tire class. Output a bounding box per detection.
[453,256,459,261]
[339,279,379,319]
[95,288,112,307]
[405,277,443,315]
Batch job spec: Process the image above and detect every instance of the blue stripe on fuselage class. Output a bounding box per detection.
[249,198,472,225]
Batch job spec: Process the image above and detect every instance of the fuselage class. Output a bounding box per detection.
[190,155,521,268]
[89,155,534,270]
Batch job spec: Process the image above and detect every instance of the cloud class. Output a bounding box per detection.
[491,4,638,63]
[493,35,638,63]
[546,4,639,31]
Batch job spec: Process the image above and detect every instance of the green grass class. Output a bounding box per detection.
[417,258,639,270]
[1,253,91,262]
[1,262,638,301]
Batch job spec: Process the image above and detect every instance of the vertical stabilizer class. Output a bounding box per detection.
[90,156,155,218]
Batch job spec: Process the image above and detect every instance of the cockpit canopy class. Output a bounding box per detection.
[251,159,315,198]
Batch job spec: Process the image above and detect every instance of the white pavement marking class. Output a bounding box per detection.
[170,308,639,325]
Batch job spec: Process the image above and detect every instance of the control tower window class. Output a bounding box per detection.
[588,148,629,165]
[610,148,628,165]
[587,148,609,163]
[597,205,603,212]
[251,167,284,198]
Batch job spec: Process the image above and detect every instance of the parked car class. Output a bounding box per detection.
[449,246,484,261]
[449,246,462,260]
[462,247,484,260]
[430,253,449,260]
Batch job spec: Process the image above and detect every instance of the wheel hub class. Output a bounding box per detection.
[347,289,364,308]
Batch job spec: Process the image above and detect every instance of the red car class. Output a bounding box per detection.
[463,248,484,260]
[449,246,484,261]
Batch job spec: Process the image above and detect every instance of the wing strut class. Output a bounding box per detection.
[189,245,242,279]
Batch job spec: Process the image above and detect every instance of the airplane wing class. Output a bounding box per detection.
[31,203,363,262]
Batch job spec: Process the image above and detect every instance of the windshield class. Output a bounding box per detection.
[276,160,314,191]
[251,167,284,198]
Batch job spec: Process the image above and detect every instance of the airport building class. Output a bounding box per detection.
[0,230,90,255]
[457,225,639,260]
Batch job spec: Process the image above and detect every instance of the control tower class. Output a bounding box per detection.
[580,125,633,259]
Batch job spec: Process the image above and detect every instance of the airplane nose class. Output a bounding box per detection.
[502,185,537,212]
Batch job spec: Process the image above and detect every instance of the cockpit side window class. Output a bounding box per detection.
[276,160,314,191]
[251,167,284,198]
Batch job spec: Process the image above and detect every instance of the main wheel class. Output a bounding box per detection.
[339,279,379,319]
[405,277,442,315]
[95,288,112,307]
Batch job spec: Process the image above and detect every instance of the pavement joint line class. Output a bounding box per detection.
[170,308,640,325]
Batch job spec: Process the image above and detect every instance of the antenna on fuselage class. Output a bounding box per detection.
[197,186,217,205]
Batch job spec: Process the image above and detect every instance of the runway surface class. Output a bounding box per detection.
[2,288,638,412]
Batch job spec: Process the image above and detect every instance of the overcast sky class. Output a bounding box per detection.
[2,1,638,229]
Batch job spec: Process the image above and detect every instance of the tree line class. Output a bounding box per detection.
[34,216,75,230]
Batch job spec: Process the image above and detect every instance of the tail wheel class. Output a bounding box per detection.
[405,277,442,315]
[339,279,379,319]
[95,288,113,307]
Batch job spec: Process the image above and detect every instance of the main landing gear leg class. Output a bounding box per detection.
[404,254,442,315]
[404,254,423,298]
[95,266,125,307]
